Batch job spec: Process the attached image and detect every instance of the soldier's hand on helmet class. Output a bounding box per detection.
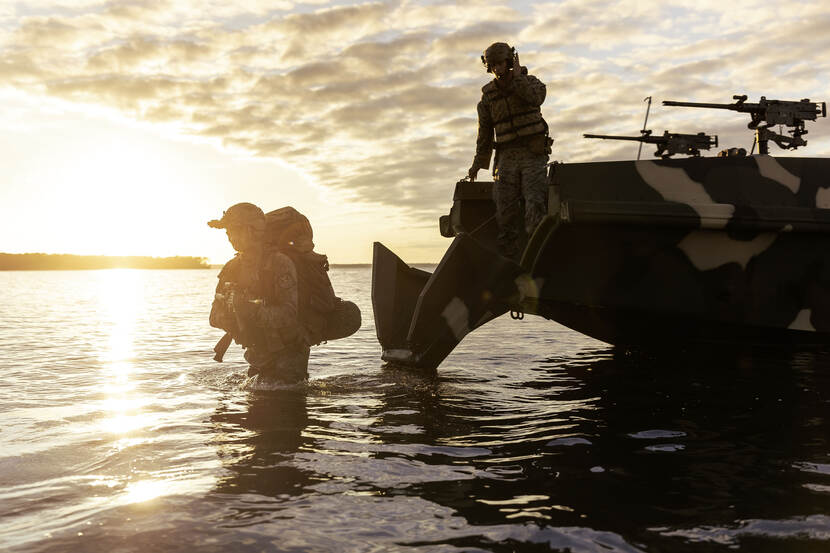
[512,51,520,73]
[468,165,479,182]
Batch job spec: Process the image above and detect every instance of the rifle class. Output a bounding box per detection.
[212,282,263,361]
[663,95,826,154]
[583,129,718,158]
[213,332,233,362]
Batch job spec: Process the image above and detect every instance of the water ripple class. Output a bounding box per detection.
[2,269,830,552]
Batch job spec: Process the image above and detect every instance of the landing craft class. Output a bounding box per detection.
[371,95,829,369]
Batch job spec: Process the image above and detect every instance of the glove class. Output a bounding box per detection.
[232,292,264,347]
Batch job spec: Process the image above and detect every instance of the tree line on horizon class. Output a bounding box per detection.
[0,253,209,270]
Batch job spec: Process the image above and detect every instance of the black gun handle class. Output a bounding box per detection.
[213,332,233,362]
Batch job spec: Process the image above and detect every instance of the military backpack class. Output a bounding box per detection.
[264,207,359,346]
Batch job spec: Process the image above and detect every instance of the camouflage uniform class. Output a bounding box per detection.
[472,53,549,260]
[210,250,310,383]
[209,203,310,383]
[493,147,549,260]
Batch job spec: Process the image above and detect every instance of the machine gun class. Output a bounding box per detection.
[583,129,718,158]
[663,95,826,155]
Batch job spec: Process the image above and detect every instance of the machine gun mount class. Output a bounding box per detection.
[663,95,827,155]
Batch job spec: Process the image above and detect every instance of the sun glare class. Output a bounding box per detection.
[36,117,194,257]
[122,479,168,504]
[95,270,154,435]
[98,269,142,363]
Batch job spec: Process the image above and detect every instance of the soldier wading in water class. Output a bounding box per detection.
[468,42,552,260]
[208,203,353,385]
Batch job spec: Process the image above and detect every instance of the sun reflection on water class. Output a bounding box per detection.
[122,479,168,504]
[97,269,142,364]
[94,269,149,435]
[89,270,188,506]
[85,270,218,507]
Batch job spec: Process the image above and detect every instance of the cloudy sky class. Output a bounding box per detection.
[2,0,829,263]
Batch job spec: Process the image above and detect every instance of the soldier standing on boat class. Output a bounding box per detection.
[208,203,310,384]
[468,42,552,260]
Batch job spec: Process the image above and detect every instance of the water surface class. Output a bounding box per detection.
[1,268,829,552]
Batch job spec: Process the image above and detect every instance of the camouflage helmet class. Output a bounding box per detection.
[481,42,513,73]
[208,202,266,232]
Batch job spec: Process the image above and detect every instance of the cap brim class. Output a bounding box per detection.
[207,219,226,229]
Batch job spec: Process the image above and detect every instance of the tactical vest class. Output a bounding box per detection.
[217,255,271,301]
[482,79,547,145]
[218,249,337,348]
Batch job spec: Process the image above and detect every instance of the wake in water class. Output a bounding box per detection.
[197,352,442,398]
[241,374,307,392]
[241,364,442,396]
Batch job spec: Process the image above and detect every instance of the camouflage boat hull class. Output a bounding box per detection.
[372,155,830,368]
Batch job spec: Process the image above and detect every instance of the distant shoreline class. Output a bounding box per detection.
[0,253,209,271]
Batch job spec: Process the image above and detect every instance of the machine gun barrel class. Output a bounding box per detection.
[583,133,655,142]
[662,100,740,111]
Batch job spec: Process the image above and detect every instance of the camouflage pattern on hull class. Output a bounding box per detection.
[372,155,830,370]
[525,155,830,345]
[372,236,522,369]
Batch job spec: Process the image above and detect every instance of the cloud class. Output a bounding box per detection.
[85,36,215,72]
[272,1,390,35]
[15,16,92,48]
[4,0,830,226]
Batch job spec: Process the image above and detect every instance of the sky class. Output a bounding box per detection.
[1,0,829,264]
